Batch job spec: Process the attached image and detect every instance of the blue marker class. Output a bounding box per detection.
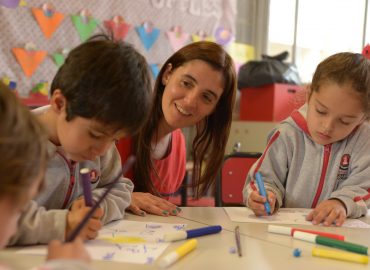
[255,172,271,215]
[163,225,222,242]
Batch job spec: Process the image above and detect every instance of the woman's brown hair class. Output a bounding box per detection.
[134,41,237,198]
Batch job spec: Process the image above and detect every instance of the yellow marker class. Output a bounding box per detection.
[312,247,369,265]
[100,236,146,244]
[158,239,197,268]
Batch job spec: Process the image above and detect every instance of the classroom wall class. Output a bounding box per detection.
[0,0,242,99]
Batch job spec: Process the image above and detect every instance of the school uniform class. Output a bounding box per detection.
[9,107,133,245]
[243,104,370,218]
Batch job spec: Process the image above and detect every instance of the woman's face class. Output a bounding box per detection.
[161,60,224,131]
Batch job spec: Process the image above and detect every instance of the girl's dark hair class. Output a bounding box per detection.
[311,52,370,116]
[0,82,48,204]
[134,41,237,198]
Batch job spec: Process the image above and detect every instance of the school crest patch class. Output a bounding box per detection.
[89,169,99,183]
[337,154,350,181]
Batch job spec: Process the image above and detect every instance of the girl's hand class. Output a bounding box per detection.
[247,190,276,216]
[128,192,181,216]
[306,199,347,226]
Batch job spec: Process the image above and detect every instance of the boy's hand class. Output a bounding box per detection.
[306,199,347,226]
[248,190,276,216]
[65,200,104,241]
[47,238,91,263]
[128,192,181,217]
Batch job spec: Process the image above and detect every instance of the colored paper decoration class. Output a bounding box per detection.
[2,76,17,90]
[191,30,214,42]
[362,44,370,60]
[12,44,47,78]
[71,10,99,42]
[149,63,160,79]
[51,48,69,68]
[32,4,64,39]
[31,81,48,95]
[215,26,233,46]
[104,15,131,41]
[166,26,189,52]
[135,22,160,51]
[0,0,20,8]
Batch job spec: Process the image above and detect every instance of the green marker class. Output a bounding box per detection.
[294,231,368,255]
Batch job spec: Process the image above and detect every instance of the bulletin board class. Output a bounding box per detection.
[0,0,254,106]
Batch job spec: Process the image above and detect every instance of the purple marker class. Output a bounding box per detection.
[80,167,93,207]
[67,156,136,242]
[163,225,222,242]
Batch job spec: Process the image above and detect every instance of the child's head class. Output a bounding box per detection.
[307,52,370,145]
[0,83,48,247]
[49,34,152,161]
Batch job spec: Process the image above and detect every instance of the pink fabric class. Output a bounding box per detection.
[117,129,186,195]
[152,129,186,194]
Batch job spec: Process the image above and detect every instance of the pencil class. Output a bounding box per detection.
[235,226,242,257]
[66,156,136,242]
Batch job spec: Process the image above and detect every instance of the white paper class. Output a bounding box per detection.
[224,207,370,228]
[17,220,186,264]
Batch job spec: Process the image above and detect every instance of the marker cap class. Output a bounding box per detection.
[294,231,317,243]
[163,231,187,242]
[268,225,291,235]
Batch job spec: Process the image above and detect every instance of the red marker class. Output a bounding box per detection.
[268,225,345,241]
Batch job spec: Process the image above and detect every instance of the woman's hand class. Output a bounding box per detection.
[128,192,181,216]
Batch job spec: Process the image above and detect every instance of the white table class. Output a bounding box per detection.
[1,207,369,270]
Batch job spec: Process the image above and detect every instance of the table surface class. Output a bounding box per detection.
[1,207,369,270]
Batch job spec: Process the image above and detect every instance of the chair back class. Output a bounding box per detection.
[215,152,261,206]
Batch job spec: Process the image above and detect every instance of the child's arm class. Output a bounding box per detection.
[31,238,92,270]
[91,145,134,224]
[243,129,291,213]
[308,131,370,225]
[8,201,68,245]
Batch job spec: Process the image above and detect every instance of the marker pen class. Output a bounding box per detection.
[159,239,197,268]
[312,247,368,264]
[80,167,93,207]
[268,225,345,241]
[255,172,271,215]
[294,231,368,255]
[163,225,222,242]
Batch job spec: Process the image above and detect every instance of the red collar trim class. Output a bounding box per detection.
[291,110,311,136]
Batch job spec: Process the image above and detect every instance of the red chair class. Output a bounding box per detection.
[215,152,261,206]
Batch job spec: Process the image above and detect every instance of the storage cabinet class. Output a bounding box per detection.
[240,83,306,122]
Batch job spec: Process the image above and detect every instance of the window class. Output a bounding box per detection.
[268,0,367,83]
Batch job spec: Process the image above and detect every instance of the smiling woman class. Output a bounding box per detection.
[117,41,237,217]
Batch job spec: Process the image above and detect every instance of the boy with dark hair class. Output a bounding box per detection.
[10,34,152,245]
